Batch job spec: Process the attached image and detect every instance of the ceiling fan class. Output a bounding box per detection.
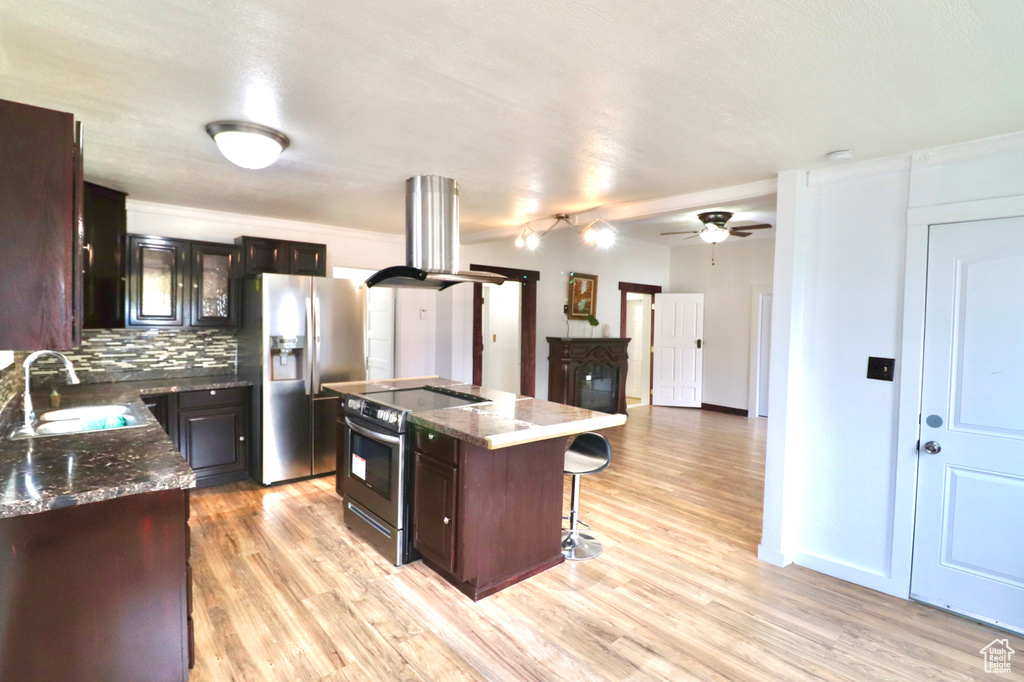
[661,211,773,243]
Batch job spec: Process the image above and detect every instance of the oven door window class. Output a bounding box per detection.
[350,430,393,500]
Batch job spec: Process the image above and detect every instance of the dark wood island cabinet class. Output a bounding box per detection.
[411,426,568,601]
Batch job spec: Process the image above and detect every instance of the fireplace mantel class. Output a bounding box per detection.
[547,337,630,414]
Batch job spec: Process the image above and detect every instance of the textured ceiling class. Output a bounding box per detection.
[2,1,1022,235]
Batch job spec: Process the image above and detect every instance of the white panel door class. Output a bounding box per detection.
[911,217,1024,634]
[652,293,704,407]
[365,285,395,381]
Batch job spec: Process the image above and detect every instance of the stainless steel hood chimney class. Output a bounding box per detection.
[365,176,507,290]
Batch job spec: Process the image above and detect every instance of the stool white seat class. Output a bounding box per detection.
[561,432,612,561]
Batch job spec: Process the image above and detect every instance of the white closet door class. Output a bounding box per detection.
[652,294,704,407]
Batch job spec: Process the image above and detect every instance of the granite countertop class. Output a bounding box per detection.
[0,374,251,519]
[323,377,626,449]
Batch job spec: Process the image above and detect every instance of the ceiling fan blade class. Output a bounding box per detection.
[730,223,773,231]
[731,231,752,237]
[683,234,701,240]
[660,230,700,236]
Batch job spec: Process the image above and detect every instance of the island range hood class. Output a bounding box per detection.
[365,175,507,290]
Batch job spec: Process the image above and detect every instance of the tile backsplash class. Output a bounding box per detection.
[0,352,27,417]
[27,328,238,386]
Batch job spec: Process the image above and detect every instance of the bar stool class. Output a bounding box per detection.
[561,432,612,561]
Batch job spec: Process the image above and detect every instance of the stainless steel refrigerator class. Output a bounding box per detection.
[240,274,366,485]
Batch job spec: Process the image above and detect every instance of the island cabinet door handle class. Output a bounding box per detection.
[428,433,435,440]
[443,517,450,525]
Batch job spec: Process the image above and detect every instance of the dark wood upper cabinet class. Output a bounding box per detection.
[189,242,240,327]
[82,182,127,329]
[289,242,327,276]
[127,235,189,327]
[237,236,327,277]
[0,98,82,350]
[127,235,241,328]
[238,237,287,276]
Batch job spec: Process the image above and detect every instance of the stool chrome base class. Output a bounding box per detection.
[561,529,603,561]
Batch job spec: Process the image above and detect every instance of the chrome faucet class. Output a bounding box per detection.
[18,351,80,436]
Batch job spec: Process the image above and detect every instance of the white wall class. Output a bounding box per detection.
[762,130,1024,598]
[394,289,437,378]
[446,229,672,399]
[669,240,774,411]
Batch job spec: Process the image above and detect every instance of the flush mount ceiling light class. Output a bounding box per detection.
[513,213,617,250]
[205,121,290,169]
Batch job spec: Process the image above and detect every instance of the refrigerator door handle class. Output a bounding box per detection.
[313,293,322,394]
[304,296,313,396]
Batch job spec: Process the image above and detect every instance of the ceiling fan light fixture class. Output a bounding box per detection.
[699,226,730,244]
[206,121,290,169]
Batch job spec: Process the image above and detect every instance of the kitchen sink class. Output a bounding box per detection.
[38,405,130,423]
[8,402,149,440]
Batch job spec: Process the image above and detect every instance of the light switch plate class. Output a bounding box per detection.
[867,356,895,381]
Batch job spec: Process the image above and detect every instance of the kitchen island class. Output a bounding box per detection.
[325,377,625,600]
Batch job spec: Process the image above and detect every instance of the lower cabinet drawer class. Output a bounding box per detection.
[178,387,246,409]
[411,427,458,465]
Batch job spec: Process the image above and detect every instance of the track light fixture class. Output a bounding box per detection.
[513,214,617,250]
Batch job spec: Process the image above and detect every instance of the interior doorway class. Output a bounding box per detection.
[471,265,540,396]
[334,266,395,380]
[618,281,662,407]
[624,293,652,407]
[480,281,522,394]
[747,288,773,418]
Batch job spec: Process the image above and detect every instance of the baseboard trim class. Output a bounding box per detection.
[701,403,749,417]
[757,544,791,567]
[793,551,908,599]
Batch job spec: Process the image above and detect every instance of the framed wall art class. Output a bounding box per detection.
[567,272,598,320]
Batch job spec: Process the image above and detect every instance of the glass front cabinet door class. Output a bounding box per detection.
[128,235,240,328]
[127,235,188,327]
[190,243,239,327]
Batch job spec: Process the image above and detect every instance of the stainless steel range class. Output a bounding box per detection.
[340,386,488,565]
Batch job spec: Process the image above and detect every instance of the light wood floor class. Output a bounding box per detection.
[189,407,1022,681]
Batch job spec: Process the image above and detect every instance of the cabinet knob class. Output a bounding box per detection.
[443,517,450,525]
[210,390,217,395]
[178,282,184,288]
[428,433,435,440]
[193,283,199,289]
[239,436,245,441]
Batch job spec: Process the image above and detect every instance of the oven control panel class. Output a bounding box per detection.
[346,397,401,426]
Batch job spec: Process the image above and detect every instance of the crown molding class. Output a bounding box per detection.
[807,154,912,187]
[125,199,404,243]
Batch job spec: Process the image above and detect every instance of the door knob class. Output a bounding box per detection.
[923,441,941,455]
